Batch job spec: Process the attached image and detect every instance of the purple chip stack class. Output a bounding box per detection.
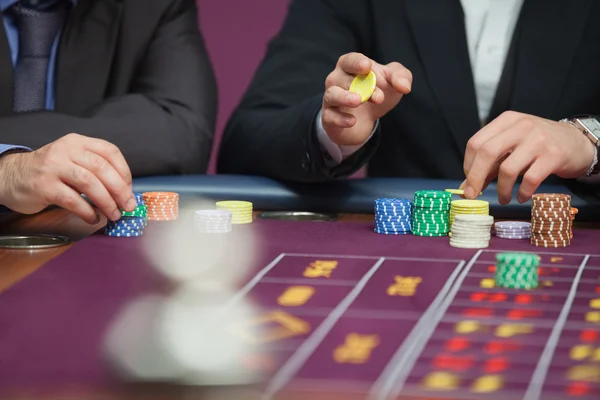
[494,221,532,239]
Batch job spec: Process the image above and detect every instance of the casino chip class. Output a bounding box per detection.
[215,201,253,224]
[444,188,483,196]
[143,192,179,221]
[194,209,232,234]
[530,193,571,248]
[494,221,531,240]
[104,192,147,237]
[412,191,451,236]
[349,71,376,103]
[373,198,413,235]
[449,199,489,229]
[449,214,494,248]
[495,252,540,289]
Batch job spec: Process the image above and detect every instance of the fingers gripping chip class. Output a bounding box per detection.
[349,71,376,103]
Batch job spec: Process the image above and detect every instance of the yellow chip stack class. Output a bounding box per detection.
[215,200,253,224]
[450,199,490,228]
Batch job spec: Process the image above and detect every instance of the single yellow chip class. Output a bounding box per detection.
[445,188,483,195]
[452,199,489,208]
[445,189,465,195]
[349,71,376,103]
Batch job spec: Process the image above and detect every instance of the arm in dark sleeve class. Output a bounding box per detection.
[217,0,379,182]
[0,0,217,177]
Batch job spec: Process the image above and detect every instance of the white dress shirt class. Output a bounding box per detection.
[317,0,524,164]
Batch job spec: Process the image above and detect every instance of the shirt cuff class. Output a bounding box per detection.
[315,109,378,166]
[0,144,31,156]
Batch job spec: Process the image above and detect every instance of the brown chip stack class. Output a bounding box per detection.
[570,207,578,239]
[531,193,571,248]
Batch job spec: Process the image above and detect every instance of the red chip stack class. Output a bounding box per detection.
[142,192,179,221]
[531,193,571,248]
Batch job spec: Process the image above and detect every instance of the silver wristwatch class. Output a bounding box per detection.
[560,115,600,176]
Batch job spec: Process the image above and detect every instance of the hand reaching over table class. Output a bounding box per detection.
[461,111,596,204]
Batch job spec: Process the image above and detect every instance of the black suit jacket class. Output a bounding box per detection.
[0,0,217,177]
[218,0,600,185]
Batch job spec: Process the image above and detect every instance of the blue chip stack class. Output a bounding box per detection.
[374,198,413,235]
[104,192,147,237]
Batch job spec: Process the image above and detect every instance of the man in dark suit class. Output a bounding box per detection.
[0,0,216,224]
[218,0,600,204]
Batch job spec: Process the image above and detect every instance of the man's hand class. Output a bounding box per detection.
[0,133,136,224]
[462,111,596,204]
[322,52,413,146]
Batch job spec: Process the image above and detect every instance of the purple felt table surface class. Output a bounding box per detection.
[0,219,599,400]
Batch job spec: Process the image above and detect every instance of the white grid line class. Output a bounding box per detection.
[473,260,596,270]
[263,257,387,399]
[284,252,464,263]
[523,255,591,400]
[368,259,467,398]
[225,253,287,310]
[377,250,484,400]
[481,249,593,257]
[259,277,359,286]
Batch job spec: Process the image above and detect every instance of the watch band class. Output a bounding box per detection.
[560,118,600,176]
[588,145,599,176]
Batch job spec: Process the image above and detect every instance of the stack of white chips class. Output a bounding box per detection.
[194,209,232,234]
[449,214,494,249]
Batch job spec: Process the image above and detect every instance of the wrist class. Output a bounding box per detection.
[0,153,21,205]
[560,117,600,177]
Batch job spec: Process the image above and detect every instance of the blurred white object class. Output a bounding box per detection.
[141,198,260,286]
[166,283,265,385]
[103,295,186,381]
[104,284,266,386]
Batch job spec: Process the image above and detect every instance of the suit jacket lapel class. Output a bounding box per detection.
[0,13,12,115]
[403,0,481,156]
[55,0,122,114]
[511,0,593,118]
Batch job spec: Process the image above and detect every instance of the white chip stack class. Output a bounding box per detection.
[449,214,494,249]
[194,209,232,234]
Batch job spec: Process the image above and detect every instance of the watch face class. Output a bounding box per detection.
[580,118,600,139]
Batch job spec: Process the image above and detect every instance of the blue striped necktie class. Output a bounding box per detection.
[9,0,68,112]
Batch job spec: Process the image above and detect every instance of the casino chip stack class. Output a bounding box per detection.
[449,200,490,228]
[449,214,493,248]
[373,198,413,235]
[143,192,179,221]
[412,191,451,236]
[494,221,531,240]
[194,209,232,234]
[104,192,147,237]
[570,207,578,239]
[215,201,253,224]
[495,252,540,290]
[531,193,571,248]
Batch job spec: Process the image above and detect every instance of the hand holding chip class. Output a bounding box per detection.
[460,111,596,204]
[0,133,136,224]
[321,52,412,146]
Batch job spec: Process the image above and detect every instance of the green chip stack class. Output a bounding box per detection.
[412,190,451,236]
[495,252,540,290]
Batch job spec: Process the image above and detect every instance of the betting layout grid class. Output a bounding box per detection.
[231,250,600,399]
[103,193,253,236]
[374,191,578,248]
